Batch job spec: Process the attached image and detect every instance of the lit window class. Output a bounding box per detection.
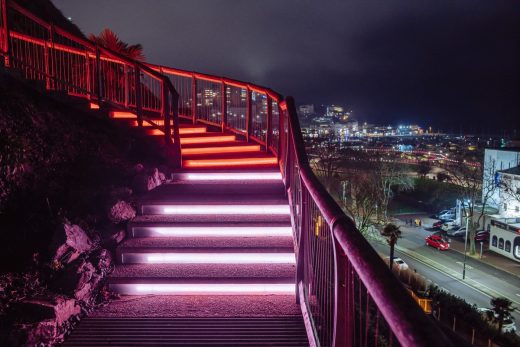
[492,236,498,247]
[499,238,504,250]
[505,241,511,252]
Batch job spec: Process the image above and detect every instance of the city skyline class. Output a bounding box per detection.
[53,0,520,134]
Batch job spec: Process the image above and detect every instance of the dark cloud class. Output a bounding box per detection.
[52,0,520,134]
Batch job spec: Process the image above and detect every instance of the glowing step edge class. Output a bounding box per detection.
[182,145,261,155]
[145,128,208,135]
[122,252,296,264]
[181,172,282,181]
[132,226,292,237]
[184,157,277,168]
[110,111,136,119]
[181,135,236,145]
[111,283,295,295]
[142,205,290,215]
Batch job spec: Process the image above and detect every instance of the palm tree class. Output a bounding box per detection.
[490,297,515,334]
[381,223,401,270]
[88,28,145,62]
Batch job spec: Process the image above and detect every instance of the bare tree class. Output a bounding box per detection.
[310,134,342,190]
[444,155,496,255]
[375,161,415,221]
[341,170,381,236]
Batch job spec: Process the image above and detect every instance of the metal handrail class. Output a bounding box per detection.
[0,1,453,345]
[1,0,182,167]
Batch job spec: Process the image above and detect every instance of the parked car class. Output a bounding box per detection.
[447,227,467,237]
[425,235,450,250]
[387,257,409,270]
[432,220,444,230]
[438,211,456,220]
[435,209,455,219]
[441,220,459,231]
[475,230,490,242]
[477,308,517,333]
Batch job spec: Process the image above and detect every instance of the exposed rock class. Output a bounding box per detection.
[53,223,94,264]
[110,229,126,244]
[11,319,57,346]
[108,200,136,224]
[52,259,96,297]
[133,167,166,192]
[11,295,80,325]
[134,163,145,173]
[93,248,113,275]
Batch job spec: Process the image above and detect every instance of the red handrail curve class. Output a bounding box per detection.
[0,1,453,346]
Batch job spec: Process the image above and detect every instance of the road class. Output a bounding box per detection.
[370,221,520,332]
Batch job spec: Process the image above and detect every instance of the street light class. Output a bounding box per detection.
[462,200,471,280]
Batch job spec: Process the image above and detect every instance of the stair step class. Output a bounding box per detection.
[141,204,290,216]
[63,316,308,347]
[183,156,277,169]
[182,143,261,156]
[172,169,282,182]
[120,235,293,248]
[128,224,293,238]
[117,249,295,265]
[109,277,295,295]
[110,263,295,279]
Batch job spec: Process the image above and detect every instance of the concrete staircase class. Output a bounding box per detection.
[64,112,308,346]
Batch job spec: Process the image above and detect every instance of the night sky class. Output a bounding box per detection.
[52,1,520,135]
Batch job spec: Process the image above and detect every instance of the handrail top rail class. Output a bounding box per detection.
[6,0,176,97]
[149,63,283,102]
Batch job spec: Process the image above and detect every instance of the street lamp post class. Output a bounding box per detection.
[462,202,470,280]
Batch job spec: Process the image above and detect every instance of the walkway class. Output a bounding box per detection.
[64,120,309,346]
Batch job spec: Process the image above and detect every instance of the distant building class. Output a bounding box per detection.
[326,105,344,118]
[483,148,520,262]
[298,104,315,116]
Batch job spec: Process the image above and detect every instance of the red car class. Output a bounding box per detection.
[425,235,449,250]
[475,230,490,242]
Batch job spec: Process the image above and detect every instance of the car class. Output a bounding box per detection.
[438,211,456,220]
[441,220,459,231]
[475,230,490,242]
[477,308,517,333]
[447,227,467,237]
[432,220,444,230]
[435,209,455,219]
[425,235,450,250]
[387,257,409,270]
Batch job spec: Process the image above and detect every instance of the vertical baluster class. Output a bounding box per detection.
[134,64,142,126]
[191,75,197,124]
[246,87,252,141]
[95,46,102,103]
[266,96,272,152]
[1,0,9,67]
[221,81,226,132]
[162,80,171,145]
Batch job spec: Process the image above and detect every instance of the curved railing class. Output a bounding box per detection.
[0,1,453,346]
[0,0,181,166]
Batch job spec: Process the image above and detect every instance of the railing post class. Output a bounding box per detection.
[171,88,182,169]
[295,183,307,304]
[162,81,172,146]
[332,236,348,347]
[191,75,197,124]
[246,87,252,141]
[123,64,129,107]
[95,46,102,103]
[85,50,91,98]
[134,65,142,127]
[221,81,226,132]
[266,96,272,151]
[1,0,9,67]
[43,29,51,89]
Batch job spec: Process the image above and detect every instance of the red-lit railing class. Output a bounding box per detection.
[0,1,453,346]
[0,0,181,167]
